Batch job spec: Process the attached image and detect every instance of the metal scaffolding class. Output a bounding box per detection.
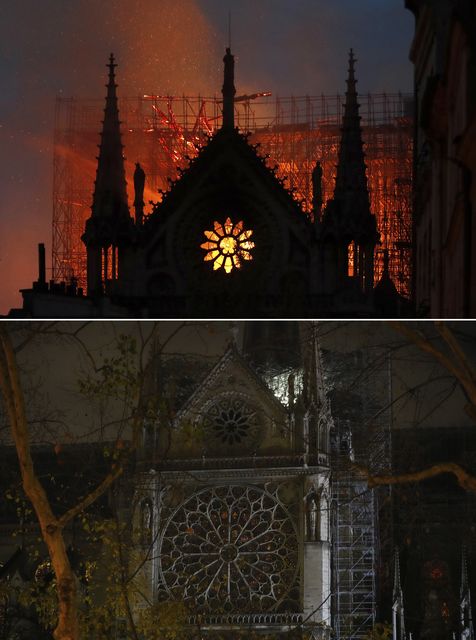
[332,426,377,640]
[52,92,413,295]
[330,347,393,640]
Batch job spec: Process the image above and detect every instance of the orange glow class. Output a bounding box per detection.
[219,236,237,254]
[201,217,255,274]
[347,242,355,277]
[53,94,412,297]
[431,567,444,580]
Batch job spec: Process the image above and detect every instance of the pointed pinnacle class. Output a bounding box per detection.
[222,47,236,130]
[462,546,470,593]
[91,54,129,219]
[393,548,403,599]
[348,49,356,79]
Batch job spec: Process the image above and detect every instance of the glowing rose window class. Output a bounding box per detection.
[201,217,255,274]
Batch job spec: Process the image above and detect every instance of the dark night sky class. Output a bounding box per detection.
[0,0,414,314]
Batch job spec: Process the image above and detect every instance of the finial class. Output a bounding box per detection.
[348,48,356,84]
[106,53,118,97]
[228,11,232,49]
[222,47,236,130]
[108,53,117,75]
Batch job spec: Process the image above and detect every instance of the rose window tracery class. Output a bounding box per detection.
[203,396,261,449]
[201,217,255,274]
[159,485,299,613]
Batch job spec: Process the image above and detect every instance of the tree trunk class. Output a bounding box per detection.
[0,327,80,640]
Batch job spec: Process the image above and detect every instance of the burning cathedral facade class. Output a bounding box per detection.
[13,50,406,318]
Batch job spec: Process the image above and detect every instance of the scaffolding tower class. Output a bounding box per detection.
[52,92,413,296]
[330,346,393,640]
[332,426,377,640]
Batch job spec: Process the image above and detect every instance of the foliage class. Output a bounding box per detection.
[364,622,392,640]
[78,334,139,402]
[135,601,189,640]
[0,324,168,640]
[0,501,190,639]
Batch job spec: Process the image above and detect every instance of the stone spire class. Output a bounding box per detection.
[392,549,406,640]
[222,47,236,130]
[302,322,332,457]
[320,49,378,296]
[332,49,371,219]
[91,53,129,220]
[303,321,326,408]
[82,54,131,296]
[461,547,474,640]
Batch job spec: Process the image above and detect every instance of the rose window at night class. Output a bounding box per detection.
[159,485,299,613]
[203,396,261,447]
[201,217,255,274]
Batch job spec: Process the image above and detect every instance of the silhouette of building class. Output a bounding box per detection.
[10,50,408,319]
[405,0,476,317]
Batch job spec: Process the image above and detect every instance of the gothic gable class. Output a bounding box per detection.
[173,345,290,457]
[141,129,313,307]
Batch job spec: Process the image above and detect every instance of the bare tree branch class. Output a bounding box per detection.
[355,461,476,494]
[389,321,476,420]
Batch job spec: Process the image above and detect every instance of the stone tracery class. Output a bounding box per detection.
[201,217,255,274]
[159,484,299,612]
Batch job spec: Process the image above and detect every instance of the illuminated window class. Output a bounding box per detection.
[201,217,255,274]
[348,242,355,277]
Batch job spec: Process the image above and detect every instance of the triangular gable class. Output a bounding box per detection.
[147,128,308,231]
[142,129,313,293]
[175,343,287,427]
[170,344,293,456]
